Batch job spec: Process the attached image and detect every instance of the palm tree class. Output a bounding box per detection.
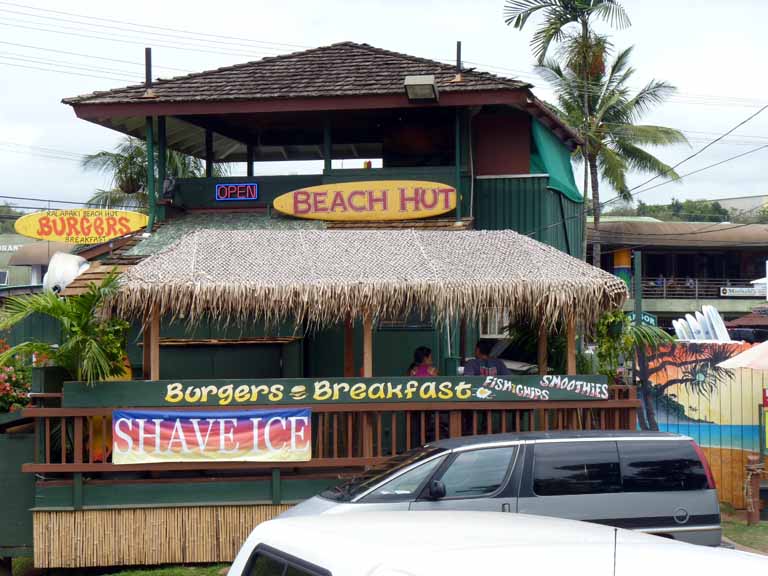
[504,0,630,260]
[82,137,229,212]
[0,273,129,385]
[538,45,688,266]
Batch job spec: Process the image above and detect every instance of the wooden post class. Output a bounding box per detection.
[205,129,214,177]
[362,312,374,456]
[142,316,152,380]
[246,143,254,177]
[150,304,161,380]
[566,317,576,375]
[362,312,373,377]
[344,315,355,378]
[537,324,548,376]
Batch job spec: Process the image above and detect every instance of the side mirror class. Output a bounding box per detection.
[427,479,446,500]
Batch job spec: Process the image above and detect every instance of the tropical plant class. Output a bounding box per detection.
[0,273,129,385]
[595,310,673,384]
[538,44,688,266]
[82,137,230,212]
[504,0,630,260]
[0,338,34,412]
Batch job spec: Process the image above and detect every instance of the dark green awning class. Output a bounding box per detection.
[530,119,583,204]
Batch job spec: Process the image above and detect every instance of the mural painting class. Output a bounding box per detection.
[637,342,764,507]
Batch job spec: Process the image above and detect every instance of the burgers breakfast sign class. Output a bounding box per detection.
[15,209,148,244]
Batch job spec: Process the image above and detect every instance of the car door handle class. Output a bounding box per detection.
[502,503,511,513]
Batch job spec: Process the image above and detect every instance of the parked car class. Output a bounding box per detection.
[281,431,721,546]
[228,511,761,576]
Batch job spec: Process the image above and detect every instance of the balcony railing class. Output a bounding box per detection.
[23,387,638,476]
[630,277,765,300]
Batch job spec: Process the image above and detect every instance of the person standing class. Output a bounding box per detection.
[463,340,510,376]
[408,346,438,377]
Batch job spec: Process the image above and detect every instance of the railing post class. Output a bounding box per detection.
[695,278,699,301]
[449,411,461,438]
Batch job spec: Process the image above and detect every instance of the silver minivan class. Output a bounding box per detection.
[282,431,721,546]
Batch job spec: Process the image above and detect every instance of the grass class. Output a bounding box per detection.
[723,519,768,553]
[107,566,228,576]
[11,559,228,576]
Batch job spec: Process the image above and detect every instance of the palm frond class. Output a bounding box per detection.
[606,124,688,147]
[596,146,629,195]
[589,0,631,29]
[86,189,148,212]
[612,140,682,180]
[0,291,68,330]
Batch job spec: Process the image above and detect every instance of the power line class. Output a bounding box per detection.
[601,105,768,209]
[0,60,136,82]
[0,1,308,51]
[0,52,143,79]
[0,40,193,72]
[0,20,268,60]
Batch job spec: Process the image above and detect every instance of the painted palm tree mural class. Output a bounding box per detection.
[636,341,762,508]
[637,343,739,431]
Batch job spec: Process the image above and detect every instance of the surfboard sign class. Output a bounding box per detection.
[272,180,457,221]
[14,209,148,244]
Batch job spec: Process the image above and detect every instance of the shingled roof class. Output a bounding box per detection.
[64,42,529,106]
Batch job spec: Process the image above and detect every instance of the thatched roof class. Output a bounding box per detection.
[113,228,627,329]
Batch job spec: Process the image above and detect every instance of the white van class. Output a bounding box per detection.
[227,511,763,576]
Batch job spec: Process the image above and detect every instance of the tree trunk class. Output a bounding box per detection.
[637,350,659,431]
[580,18,590,262]
[589,155,601,268]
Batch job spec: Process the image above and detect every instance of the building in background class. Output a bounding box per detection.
[589,218,768,325]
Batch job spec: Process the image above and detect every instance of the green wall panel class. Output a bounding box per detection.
[474,176,583,258]
[0,434,34,555]
[3,313,61,347]
[174,175,322,209]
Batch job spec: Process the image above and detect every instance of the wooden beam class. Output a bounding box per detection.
[566,317,576,375]
[344,315,355,377]
[538,324,548,376]
[205,129,214,177]
[362,313,373,377]
[150,304,161,380]
[246,144,254,177]
[142,317,152,380]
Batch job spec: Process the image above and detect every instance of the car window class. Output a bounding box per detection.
[437,446,516,498]
[361,454,447,502]
[245,545,330,576]
[322,445,447,502]
[533,441,621,496]
[620,441,709,492]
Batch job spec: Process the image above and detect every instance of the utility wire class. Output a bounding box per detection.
[0,40,193,72]
[0,1,308,50]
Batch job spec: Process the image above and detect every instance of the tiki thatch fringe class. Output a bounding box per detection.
[34,504,291,568]
[113,229,627,330]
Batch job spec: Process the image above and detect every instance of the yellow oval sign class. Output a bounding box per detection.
[14,209,148,244]
[273,180,456,221]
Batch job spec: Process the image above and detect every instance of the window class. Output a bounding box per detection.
[480,309,509,338]
[533,442,621,496]
[361,454,446,502]
[245,545,330,576]
[0,270,8,286]
[437,446,516,498]
[620,441,708,492]
[378,309,433,330]
[322,446,447,502]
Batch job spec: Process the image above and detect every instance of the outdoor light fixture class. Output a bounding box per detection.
[404,75,439,103]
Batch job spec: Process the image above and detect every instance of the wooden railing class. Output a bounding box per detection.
[23,387,638,475]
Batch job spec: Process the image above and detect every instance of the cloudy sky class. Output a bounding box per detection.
[1,0,766,212]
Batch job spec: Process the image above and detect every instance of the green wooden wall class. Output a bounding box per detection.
[473,175,583,259]
[0,433,34,556]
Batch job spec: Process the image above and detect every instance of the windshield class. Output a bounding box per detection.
[320,445,447,502]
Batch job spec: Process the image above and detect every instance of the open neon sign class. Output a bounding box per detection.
[215,183,259,201]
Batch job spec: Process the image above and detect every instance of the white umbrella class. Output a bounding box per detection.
[750,277,766,285]
[717,341,768,370]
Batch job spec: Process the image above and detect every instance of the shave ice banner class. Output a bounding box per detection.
[112,408,312,464]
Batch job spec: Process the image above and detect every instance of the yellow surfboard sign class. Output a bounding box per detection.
[15,209,148,244]
[273,180,457,221]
